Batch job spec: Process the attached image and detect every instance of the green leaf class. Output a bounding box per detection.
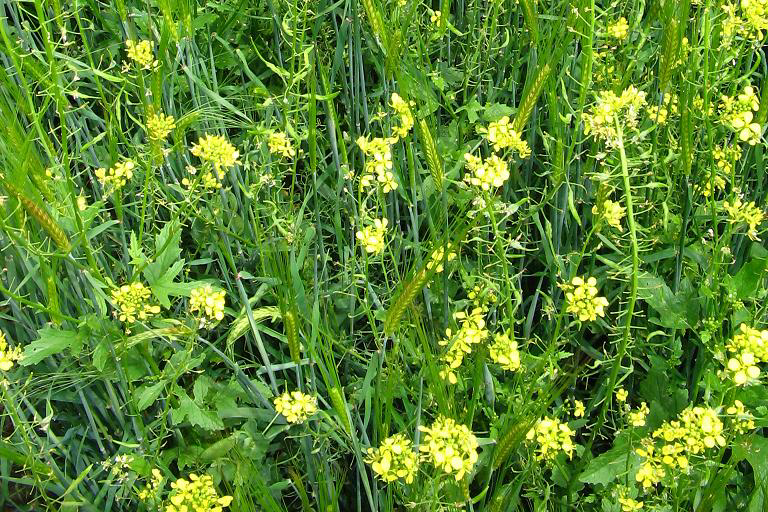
[728,257,768,301]
[482,103,515,122]
[579,432,642,485]
[147,259,185,307]
[746,436,768,512]
[136,381,166,411]
[20,327,85,366]
[172,390,224,431]
[637,273,688,328]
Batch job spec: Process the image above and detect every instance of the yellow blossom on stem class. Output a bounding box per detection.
[0,331,22,371]
[390,93,415,138]
[488,331,520,371]
[723,323,768,385]
[356,218,388,254]
[95,160,135,192]
[125,40,157,69]
[463,153,510,190]
[606,17,630,40]
[111,282,161,323]
[723,197,764,241]
[191,134,240,171]
[147,111,176,141]
[484,116,531,156]
[526,416,575,462]
[268,131,296,159]
[365,433,420,483]
[189,285,226,327]
[438,308,488,383]
[592,199,626,231]
[418,416,479,480]
[561,276,609,322]
[274,390,318,424]
[166,473,232,512]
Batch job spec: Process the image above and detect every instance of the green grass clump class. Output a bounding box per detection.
[2,1,768,511]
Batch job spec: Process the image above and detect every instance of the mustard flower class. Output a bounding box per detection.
[191,134,240,171]
[426,244,457,273]
[438,308,488,384]
[484,116,531,156]
[616,387,628,402]
[698,171,727,198]
[356,218,388,254]
[647,94,678,125]
[592,199,626,231]
[267,131,296,159]
[488,331,520,372]
[526,416,575,462]
[583,86,647,145]
[561,276,609,322]
[723,196,764,241]
[137,468,164,504]
[606,17,630,41]
[418,416,479,480]
[111,282,161,323]
[572,400,586,418]
[628,402,649,427]
[166,474,232,512]
[95,160,135,191]
[463,153,510,190]
[720,86,762,145]
[726,400,756,434]
[618,496,644,512]
[147,111,176,141]
[189,285,226,327]
[714,144,741,174]
[653,406,726,454]
[357,136,399,192]
[125,40,157,70]
[634,441,666,488]
[182,165,222,191]
[0,331,22,371]
[273,390,318,424]
[365,433,420,483]
[723,323,768,385]
[430,10,442,26]
[390,93,415,139]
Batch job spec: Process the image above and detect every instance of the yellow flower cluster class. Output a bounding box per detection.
[720,86,762,145]
[635,406,726,488]
[191,134,240,171]
[438,308,488,384]
[628,402,649,427]
[0,331,22,371]
[426,244,457,273]
[357,136,398,192]
[484,116,531,157]
[147,111,176,141]
[95,160,135,191]
[723,323,768,385]
[112,282,161,323]
[606,17,629,41]
[418,416,479,480]
[714,143,742,174]
[125,40,157,70]
[583,86,647,145]
[572,400,585,418]
[274,390,318,424]
[430,10,442,26]
[561,276,609,322]
[647,94,678,125]
[182,166,222,191]
[726,400,755,434]
[166,474,233,512]
[137,468,164,503]
[189,285,226,327]
[488,331,520,371]
[365,432,420,483]
[618,495,644,512]
[723,0,768,42]
[267,131,296,159]
[390,93,415,138]
[468,283,497,305]
[463,153,510,190]
[616,387,628,402]
[592,199,626,231]
[699,171,727,198]
[723,196,764,241]
[526,416,575,462]
[356,218,389,254]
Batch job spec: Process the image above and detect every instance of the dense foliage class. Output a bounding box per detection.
[1,0,768,510]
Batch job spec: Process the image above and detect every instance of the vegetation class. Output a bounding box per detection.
[1,0,768,510]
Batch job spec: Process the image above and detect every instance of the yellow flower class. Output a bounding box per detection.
[616,387,628,402]
[356,218,389,254]
[720,85,762,145]
[484,116,531,156]
[572,400,585,418]
[273,390,318,424]
[365,433,420,483]
[111,282,161,323]
[125,40,157,70]
[95,159,135,191]
[723,323,768,384]
[606,17,630,40]
[430,10,442,25]
[628,402,649,427]
[583,86,646,145]
[418,416,479,480]
[426,244,457,273]
[0,331,22,371]
[561,276,609,322]
[726,400,756,434]
[526,416,575,462]
[438,308,488,383]
[390,93,415,139]
[634,441,666,488]
[189,285,226,327]
[592,199,626,231]
[191,134,240,171]
[463,153,510,190]
[489,331,521,372]
[166,473,232,512]
[357,136,399,192]
[618,496,644,512]
[268,131,296,159]
[723,196,764,241]
[147,111,176,141]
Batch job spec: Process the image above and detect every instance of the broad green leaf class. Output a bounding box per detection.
[172,390,224,431]
[579,432,641,485]
[136,381,166,411]
[21,327,85,366]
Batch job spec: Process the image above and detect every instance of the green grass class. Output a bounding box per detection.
[1,0,768,510]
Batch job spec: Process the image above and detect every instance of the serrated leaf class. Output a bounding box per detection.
[172,390,224,431]
[21,327,85,366]
[147,259,186,307]
[579,433,642,485]
[136,381,166,411]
